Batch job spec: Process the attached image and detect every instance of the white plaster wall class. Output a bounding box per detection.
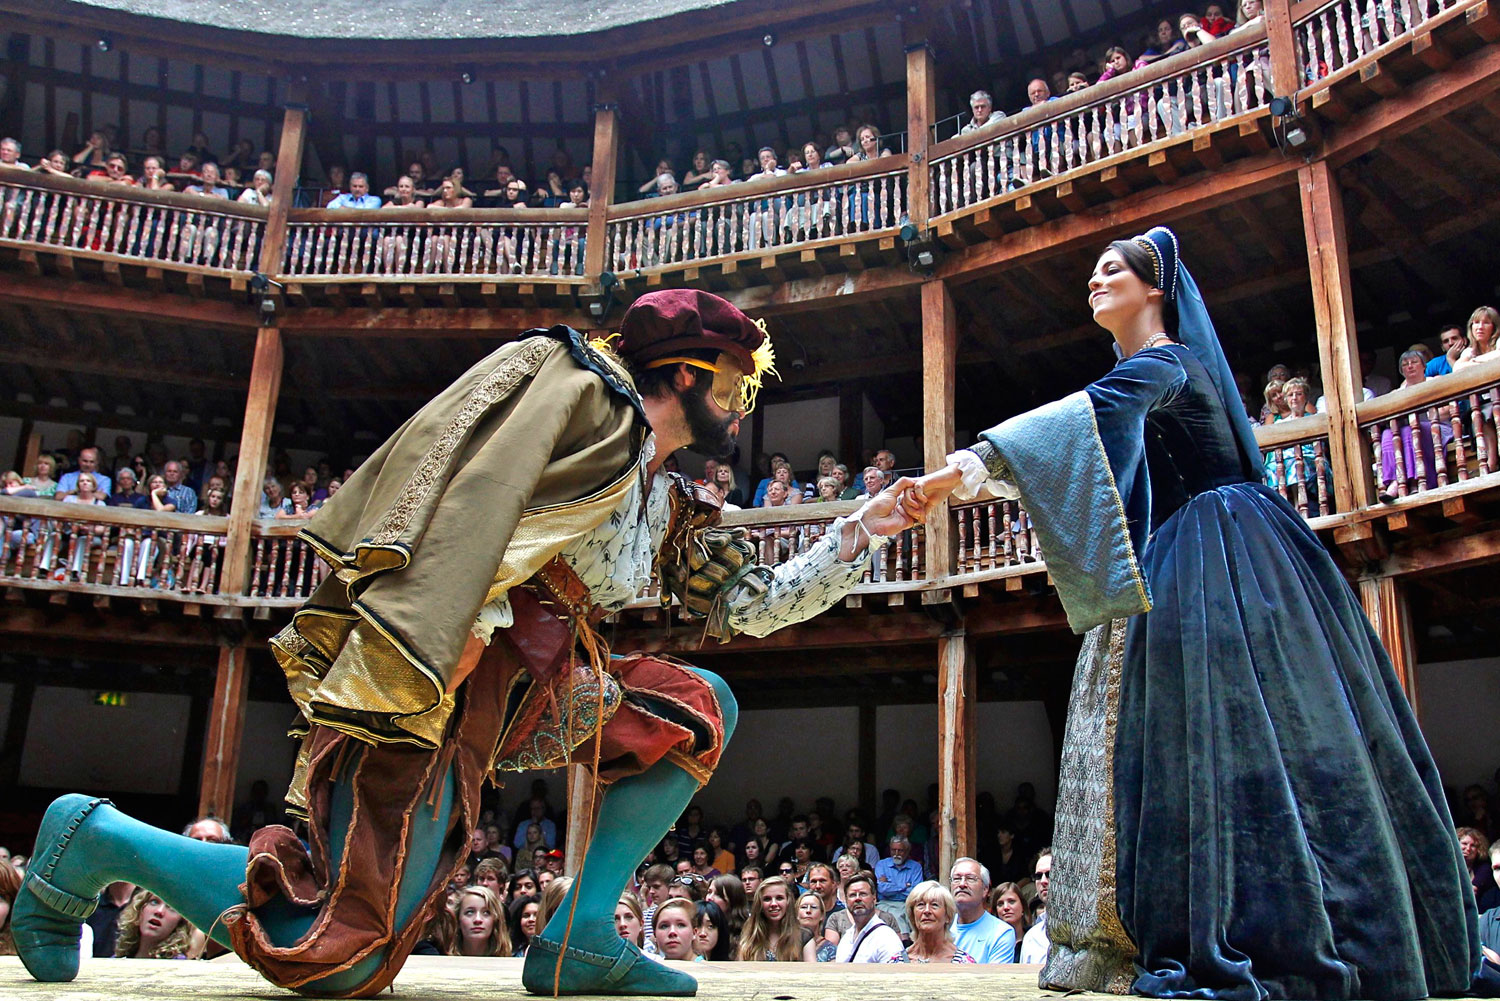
[877,701,1057,816]
[696,706,860,820]
[20,687,190,795]
[1416,657,1500,791]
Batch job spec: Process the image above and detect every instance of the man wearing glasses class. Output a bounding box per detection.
[1019,848,1052,964]
[949,857,1015,963]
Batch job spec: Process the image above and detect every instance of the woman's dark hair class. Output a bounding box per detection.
[506,869,538,902]
[786,836,822,863]
[694,898,734,961]
[508,893,540,950]
[1106,239,1178,334]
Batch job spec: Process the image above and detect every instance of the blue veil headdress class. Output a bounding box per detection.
[1130,226,1262,480]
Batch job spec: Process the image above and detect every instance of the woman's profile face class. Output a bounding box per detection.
[1087,248,1156,328]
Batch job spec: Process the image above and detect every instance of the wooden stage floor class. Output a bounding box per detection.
[1,955,1101,1000]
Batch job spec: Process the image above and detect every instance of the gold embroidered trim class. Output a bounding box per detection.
[1083,395,1151,615]
[368,337,559,547]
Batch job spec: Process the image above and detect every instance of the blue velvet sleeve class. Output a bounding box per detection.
[968,346,1187,633]
[1082,346,1190,560]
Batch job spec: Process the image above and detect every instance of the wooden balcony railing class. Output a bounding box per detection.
[247,520,329,601]
[1296,0,1466,83]
[0,496,230,598]
[928,26,1274,220]
[604,157,909,274]
[1356,364,1500,501]
[0,171,267,275]
[280,206,589,281]
[720,501,926,585]
[952,498,1044,575]
[1255,413,1341,518]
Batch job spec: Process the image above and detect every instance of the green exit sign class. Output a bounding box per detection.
[93,691,128,708]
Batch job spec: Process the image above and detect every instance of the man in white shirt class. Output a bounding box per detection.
[834,873,903,962]
[949,857,1016,962]
[1019,848,1052,963]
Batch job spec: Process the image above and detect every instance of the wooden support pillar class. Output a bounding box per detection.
[1359,576,1420,716]
[263,104,307,277]
[198,641,252,821]
[564,765,595,877]
[922,278,958,579]
[857,701,877,822]
[839,383,863,476]
[1298,159,1374,512]
[15,422,39,478]
[584,96,620,285]
[1263,0,1302,101]
[905,39,937,230]
[937,630,977,878]
[220,328,285,597]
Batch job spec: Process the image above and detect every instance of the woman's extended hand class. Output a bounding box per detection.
[860,476,923,537]
[898,464,965,523]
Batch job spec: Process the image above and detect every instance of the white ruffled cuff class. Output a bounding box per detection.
[946,448,1021,502]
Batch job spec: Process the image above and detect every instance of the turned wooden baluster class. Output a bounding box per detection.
[1470,392,1491,473]
[1388,418,1408,496]
[171,532,193,591]
[277,538,298,597]
[1365,425,1385,495]
[291,539,309,597]
[185,539,206,592]
[249,537,267,596]
[956,507,969,572]
[1407,411,1428,493]
[1427,405,1450,488]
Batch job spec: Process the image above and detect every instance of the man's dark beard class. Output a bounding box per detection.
[679,377,738,458]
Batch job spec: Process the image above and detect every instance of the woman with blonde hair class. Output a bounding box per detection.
[114,888,202,959]
[613,891,644,947]
[888,881,973,963]
[794,891,836,962]
[735,875,806,962]
[24,454,58,497]
[451,885,512,957]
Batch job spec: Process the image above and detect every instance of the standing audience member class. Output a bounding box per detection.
[834,872,903,962]
[113,888,202,959]
[961,91,1005,133]
[1019,849,1052,963]
[614,892,645,948]
[990,881,1030,961]
[652,898,699,961]
[694,899,734,961]
[889,881,974,963]
[736,876,805,962]
[1428,325,1467,377]
[948,857,1015,963]
[874,837,924,902]
[708,873,749,946]
[795,892,836,962]
[452,886,512,957]
[86,881,135,957]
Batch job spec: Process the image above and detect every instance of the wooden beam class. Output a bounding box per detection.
[0,272,256,329]
[277,306,593,338]
[1357,576,1419,717]
[261,104,307,278]
[220,327,285,597]
[937,629,976,878]
[1298,160,1373,512]
[720,265,923,316]
[584,97,619,284]
[1383,526,1500,577]
[1263,0,1301,103]
[922,279,957,580]
[198,640,252,821]
[906,40,937,230]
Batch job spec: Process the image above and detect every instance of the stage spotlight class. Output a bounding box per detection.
[762,31,776,47]
[1268,95,1294,118]
[96,36,112,53]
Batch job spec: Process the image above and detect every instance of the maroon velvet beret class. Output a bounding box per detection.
[616,289,764,375]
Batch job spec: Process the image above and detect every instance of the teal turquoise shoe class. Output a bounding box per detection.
[13,795,114,983]
[522,936,697,997]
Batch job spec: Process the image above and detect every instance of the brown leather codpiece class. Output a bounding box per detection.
[225,564,725,998]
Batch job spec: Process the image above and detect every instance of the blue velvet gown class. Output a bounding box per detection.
[975,343,1479,999]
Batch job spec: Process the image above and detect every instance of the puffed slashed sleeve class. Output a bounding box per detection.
[964,346,1189,633]
[724,515,878,638]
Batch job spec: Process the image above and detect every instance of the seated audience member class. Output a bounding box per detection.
[1427,325,1468,377]
[0,861,25,956]
[62,472,106,509]
[889,881,974,963]
[275,482,314,519]
[326,171,381,210]
[452,886,513,957]
[88,151,135,185]
[1138,19,1188,65]
[1236,0,1265,28]
[948,857,1015,963]
[161,460,199,513]
[1464,785,1500,842]
[736,876,805,962]
[638,158,677,196]
[24,454,58,498]
[653,897,699,961]
[113,888,203,959]
[36,149,71,175]
[105,467,149,508]
[856,466,886,500]
[813,476,841,501]
[875,837,924,902]
[259,477,291,517]
[1378,350,1451,500]
[317,164,347,206]
[834,873,903,962]
[1179,11,1220,47]
[852,124,892,161]
[1455,305,1500,371]
[72,130,111,172]
[1478,844,1500,991]
[58,447,111,498]
[681,149,713,190]
[1018,849,1052,963]
[0,136,28,170]
[139,155,173,192]
[185,162,229,198]
[238,169,274,206]
[387,161,430,201]
[614,892,645,948]
[1098,46,1133,82]
[1024,77,1056,112]
[961,91,1005,133]
[694,898,733,961]
[701,159,734,189]
[1201,3,1236,36]
[506,869,540,907]
[1359,346,1393,396]
[989,881,1030,961]
[1461,828,1500,912]
[873,449,897,482]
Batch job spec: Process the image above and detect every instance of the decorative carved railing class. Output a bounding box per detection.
[929,27,1273,220]
[951,498,1045,575]
[0,171,267,274]
[247,521,329,601]
[280,207,589,280]
[605,158,909,273]
[1255,414,1340,518]
[1296,0,1465,83]
[1356,365,1500,501]
[720,501,926,584]
[0,496,230,597]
